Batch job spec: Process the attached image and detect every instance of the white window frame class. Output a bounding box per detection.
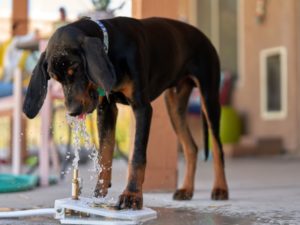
[260,46,288,120]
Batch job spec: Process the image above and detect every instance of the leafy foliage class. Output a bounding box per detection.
[91,0,111,11]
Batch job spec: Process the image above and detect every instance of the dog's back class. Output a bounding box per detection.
[97,17,217,100]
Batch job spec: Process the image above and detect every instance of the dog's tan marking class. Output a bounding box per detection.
[126,163,146,192]
[98,96,105,104]
[97,135,115,197]
[114,80,134,99]
[67,68,74,76]
[165,82,196,200]
[95,103,118,198]
[117,164,145,209]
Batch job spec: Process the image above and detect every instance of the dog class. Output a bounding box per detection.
[23,17,228,209]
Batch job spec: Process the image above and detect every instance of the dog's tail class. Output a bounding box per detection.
[202,112,209,161]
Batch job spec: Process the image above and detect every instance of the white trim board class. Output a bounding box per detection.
[260,46,288,120]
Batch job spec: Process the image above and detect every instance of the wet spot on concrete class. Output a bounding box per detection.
[145,207,255,225]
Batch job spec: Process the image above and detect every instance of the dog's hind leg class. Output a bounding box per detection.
[165,80,198,200]
[94,97,118,198]
[192,73,229,200]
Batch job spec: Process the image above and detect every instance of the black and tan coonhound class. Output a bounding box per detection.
[23,17,228,209]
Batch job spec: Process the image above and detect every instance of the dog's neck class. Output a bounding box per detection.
[92,19,109,54]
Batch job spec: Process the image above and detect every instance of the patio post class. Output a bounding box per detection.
[12,0,28,36]
[132,0,179,191]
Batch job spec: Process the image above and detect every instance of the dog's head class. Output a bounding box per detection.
[23,25,116,118]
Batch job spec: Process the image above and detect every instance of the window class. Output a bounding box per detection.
[260,47,287,120]
[197,0,238,74]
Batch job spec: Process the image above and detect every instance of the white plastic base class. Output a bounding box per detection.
[54,197,157,225]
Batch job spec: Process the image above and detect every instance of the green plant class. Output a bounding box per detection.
[91,0,111,11]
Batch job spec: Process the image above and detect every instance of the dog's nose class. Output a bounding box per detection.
[68,104,83,117]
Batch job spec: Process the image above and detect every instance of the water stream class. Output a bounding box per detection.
[65,114,101,179]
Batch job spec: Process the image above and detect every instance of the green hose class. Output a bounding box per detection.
[0,174,38,193]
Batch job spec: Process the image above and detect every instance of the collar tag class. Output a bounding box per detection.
[97,87,106,97]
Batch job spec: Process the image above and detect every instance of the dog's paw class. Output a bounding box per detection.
[94,185,109,198]
[94,188,107,198]
[94,181,112,198]
[211,188,229,200]
[116,191,143,210]
[173,189,193,200]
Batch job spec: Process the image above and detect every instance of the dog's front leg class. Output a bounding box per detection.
[94,98,118,198]
[117,103,152,210]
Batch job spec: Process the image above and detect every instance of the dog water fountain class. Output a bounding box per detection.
[54,168,157,225]
[0,115,157,225]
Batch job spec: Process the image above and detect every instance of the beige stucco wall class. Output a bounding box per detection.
[132,0,179,191]
[133,0,179,19]
[297,0,300,153]
[234,0,299,153]
[12,0,28,36]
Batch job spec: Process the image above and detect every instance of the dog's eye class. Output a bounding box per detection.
[71,62,79,69]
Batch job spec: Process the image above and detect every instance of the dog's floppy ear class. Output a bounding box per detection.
[82,36,116,92]
[23,52,50,119]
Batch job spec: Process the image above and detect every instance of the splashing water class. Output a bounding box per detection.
[66,113,106,199]
[66,114,101,174]
[92,196,115,206]
[66,115,83,169]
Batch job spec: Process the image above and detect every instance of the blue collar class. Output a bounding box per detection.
[93,20,109,54]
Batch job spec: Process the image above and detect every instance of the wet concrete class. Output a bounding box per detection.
[146,207,255,225]
[0,217,57,225]
[0,206,296,225]
[0,207,255,225]
[0,156,300,224]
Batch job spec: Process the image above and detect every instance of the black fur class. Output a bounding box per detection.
[23,17,227,208]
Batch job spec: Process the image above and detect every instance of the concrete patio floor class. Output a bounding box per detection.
[0,154,299,224]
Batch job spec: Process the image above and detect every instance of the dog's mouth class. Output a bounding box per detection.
[77,113,87,120]
[68,111,86,117]
[68,108,93,117]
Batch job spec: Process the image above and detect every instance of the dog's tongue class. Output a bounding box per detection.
[77,114,86,120]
